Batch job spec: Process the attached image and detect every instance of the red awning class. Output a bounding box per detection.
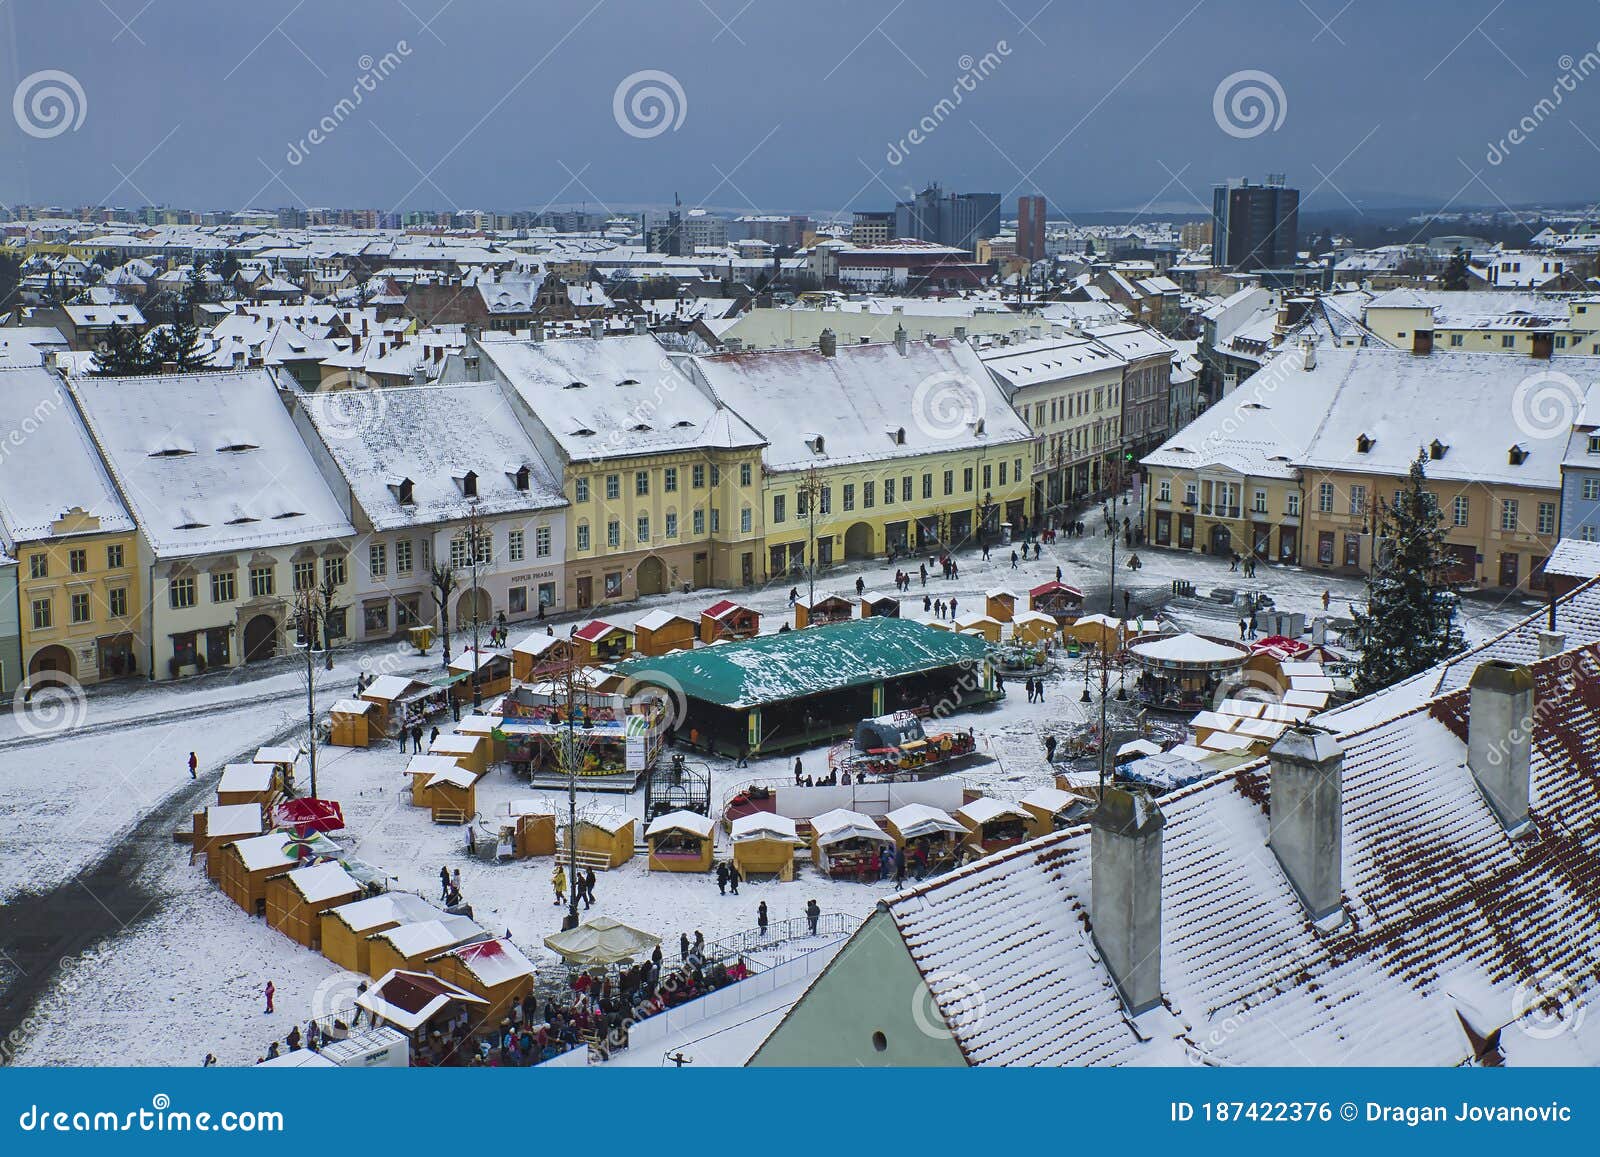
[276,796,346,834]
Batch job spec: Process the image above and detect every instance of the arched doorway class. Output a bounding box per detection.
[27,644,75,680]
[243,614,278,662]
[843,521,873,560]
[636,555,667,596]
[1209,523,1232,556]
[455,587,491,631]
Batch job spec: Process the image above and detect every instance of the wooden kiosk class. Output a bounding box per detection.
[512,632,577,681]
[955,797,1032,855]
[430,937,538,1026]
[320,892,439,974]
[882,803,965,875]
[328,698,378,747]
[633,609,698,656]
[193,802,265,869]
[1029,580,1085,622]
[265,860,364,949]
[564,809,636,870]
[729,812,801,881]
[984,588,1017,622]
[574,619,635,663]
[216,762,281,807]
[795,594,853,629]
[700,599,760,642]
[504,799,557,858]
[645,810,716,873]
[859,592,901,618]
[1020,785,1091,836]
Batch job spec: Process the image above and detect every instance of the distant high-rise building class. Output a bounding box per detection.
[894,183,1001,253]
[850,210,895,245]
[1016,194,1046,262]
[1211,175,1299,271]
[727,214,812,248]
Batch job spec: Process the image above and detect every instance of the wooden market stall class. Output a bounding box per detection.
[574,619,635,663]
[407,754,471,810]
[254,745,301,794]
[193,802,265,869]
[810,808,893,881]
[360,674,441,738]
[366,915,488,982]
[356,968,490,1046]
[456,712,507,764]
[1029,580,1085,622]
[564,808,636,870]
[644,810,716,873]
[882,803,965,877]
[265,860,364,949]
[427,731,489,777]
[795,594,853,629]
[429,937,538,1026]
[633,609,698,656]
[328,698,378,748]
[954,612,1003,643]
[216,762,281,807]
[511,631,577,681]
[504,799,557,858]
[1010,609,1062,648]
[214,831,341,917]
[984,588,1017,622]
[859,592,901,618]
[1064,613,1129,652]
[449,647,513,703]
[955,797,1032,855]
[700,599,760,643]
[1020,785,1092,837]
[729,812,802,881]
[320,892,441,975]
[421,764,480,825]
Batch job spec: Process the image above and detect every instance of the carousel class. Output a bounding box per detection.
[1127,632,1251,713]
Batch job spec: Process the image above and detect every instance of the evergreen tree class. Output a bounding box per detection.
[0,252,20,312]
[1350,450,1465,694]
[1442,247,1472,290]
[91,321,155,375]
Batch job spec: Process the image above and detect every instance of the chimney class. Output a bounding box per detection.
[953,325,968,343]
[1537,630,1566,659]
[531,320,545,343]
[1268,727,1345,925]
[1300,335,1316,371]
[818,328,836,358]
[1466,660,1535,833]
[893,324,908,356]
[633,315,648,336]
[1090,786,1165,1015]
[589,318,604,340]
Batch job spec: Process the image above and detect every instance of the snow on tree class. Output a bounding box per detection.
[1350,449,1465,695]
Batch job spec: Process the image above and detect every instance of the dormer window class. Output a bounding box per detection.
[397,478,415,505]
[805,433,826,455]
[1429,439,1448,460]
[631,423,652,432]
[565,380,587,390]
[461,470,478,499]
[892,427,906,445]
[617,378,640,386]
[217,442,258,453]
[973,418,986,436]
[1356,433,1373,453]
[1508,444,1529,466]
[514,465,530,492]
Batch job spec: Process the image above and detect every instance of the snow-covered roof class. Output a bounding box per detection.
[512,631,567,658]
[443,937,537,987]
[357,969,487,1032]
[372,915,485,959]
[67,369,354,559]
[811,808,891,845]
[326,891,439,934]
[254,745,301,765]
[577,807,634,834]
[284,860,362,904]
[230,832,340,873]
[1544,538,1600,580]
[1129,632,1249,665]
[644,809,715,839]
[978,334,1124,395]
[955,796,1029,825]
[361,674,428,702]
[302,383,565,531]
[470,333,766,462]
[634,608,695,633]
[730,812,800,842]
[686,338,1031,472]
[883,803,965,840]
[405,754,465,777]
[1018,786,1081,815]
[216,763,274,796]
[865,642,1600,1066]
[0,367,134,544]
[204,802,265,838]
[424,765,478,790]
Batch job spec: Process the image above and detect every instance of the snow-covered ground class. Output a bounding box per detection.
[3,503,1542,1066]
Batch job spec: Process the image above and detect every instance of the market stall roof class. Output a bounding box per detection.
[327,891,439,934]
[1283,688,1330,710]
[985,588,1016,600]
[362,674,429,701]
[1019,786,1083,816]
[954,612,1003,630]
[425,765,478,790]
[615,617,990,709]
[634,608,695,632]
[507,797,558,817]
[205,802,265,838]
[1011,609,1060,627]
[256,1049,337,1068]
[702,598,751,620]
[884,803,965,840]
[543,916,660,965]
[217,763,274,796]
[254,745,300,765]
[429,733,483,755]
[1029,579,1084,599]
[957,797,1031,826]
[406,754,468,777]
[574,619,627,642]
[811,808,891,846]
[439,937,537,987]
[374,915,486,959]
[1250,635,1312,658]
[1129,632,1250,667]
[729,812,800,843]
[357,969,487,1033]
[644,810,716,839]
[329,697,377,715]
[1115,738,1163,759]
[575,807,634,834]
[230,831,341,873]
[513,632,568,658]
[449,647,508,674]
[284,860,362,904]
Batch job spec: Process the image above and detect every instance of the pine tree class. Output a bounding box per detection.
[1442,247,1472,290]
[91,321,156,375]
[1350,450,1465,694]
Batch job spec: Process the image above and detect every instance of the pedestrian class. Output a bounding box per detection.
[429,725,440,747]
[982,543,990,561]
[693,930,705,961]
[1239,617,1248,641]
[1010,549,1019,569]
[794,756,803,784]
[188,751,198,779]
[924,594,932,613]
[1322,589,1332,611]
[757,901,769,937]
[679,932,690,962]
[949,596,958,617]
[788,586,799,605]
[951,560,958,579]
[451,868,462,896]
[919,564,927,586]
[440,865,451,900]
[805,898,821,936]
[411,724,423,753]
[202,1053,217,1067]
[894,847,906,887]
[728,863,741,894]
[935,599,944,618]
[264,980,275,1014]
[855,576,865,596]
[1044,734,1057,762]
[582,867,597,909]
[716,862,728,895]
[1056,566,1063,583]
[551,863,566,906]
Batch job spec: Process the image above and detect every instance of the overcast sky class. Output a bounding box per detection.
[4,0,1598,218]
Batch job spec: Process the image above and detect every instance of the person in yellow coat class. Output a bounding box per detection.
[552,863,566,907]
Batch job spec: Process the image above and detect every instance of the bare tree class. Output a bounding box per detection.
[430,561,458,667]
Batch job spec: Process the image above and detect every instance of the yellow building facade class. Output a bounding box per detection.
[19,510,143,683]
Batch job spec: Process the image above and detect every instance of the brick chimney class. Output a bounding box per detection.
[893,324,908,356]
[588,318,604,340]
[818,328,836,358]
[1091,786,1165,1015]
[1466,660,1535,833]
[1268,726,1344,925]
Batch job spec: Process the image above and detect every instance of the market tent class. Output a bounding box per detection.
[882,803,965,844]
[543,916,660,965]
[1130,632,1250,667]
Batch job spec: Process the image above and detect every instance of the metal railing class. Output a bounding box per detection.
[705,911,859,962]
